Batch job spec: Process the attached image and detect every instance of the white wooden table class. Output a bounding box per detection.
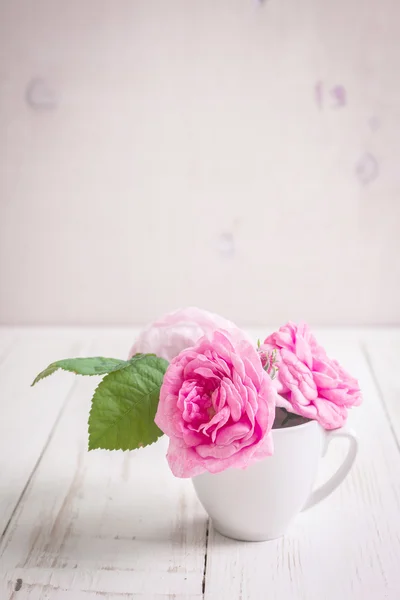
[1,326,400,600]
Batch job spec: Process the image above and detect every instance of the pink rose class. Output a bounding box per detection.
[262,322,362,429]
[155,330,277,477]
[129,307,250,362]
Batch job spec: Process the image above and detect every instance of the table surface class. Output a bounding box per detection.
[0,326,399,600]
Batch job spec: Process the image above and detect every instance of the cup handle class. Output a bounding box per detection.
[302,425,358,511]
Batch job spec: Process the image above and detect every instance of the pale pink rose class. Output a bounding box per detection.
[129,307,250,362]
[262,322,362,429]
[155,330,277,477]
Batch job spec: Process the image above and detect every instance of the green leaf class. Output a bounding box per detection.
[31,356,137,386]
[88,354,168,452]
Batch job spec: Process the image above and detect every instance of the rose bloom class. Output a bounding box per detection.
[262,322,362,429]
[155,330,277,477]
[129,307,250,362]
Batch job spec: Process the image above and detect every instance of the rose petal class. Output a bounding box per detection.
[263,322,362,429]
[156,328,278,477]
[215,422,252,446]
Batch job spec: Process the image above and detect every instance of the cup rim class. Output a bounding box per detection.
[272,417,320,435]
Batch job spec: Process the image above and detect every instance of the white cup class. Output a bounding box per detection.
[192,419,358,541]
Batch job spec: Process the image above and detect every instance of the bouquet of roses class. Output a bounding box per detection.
[32,308,362,478]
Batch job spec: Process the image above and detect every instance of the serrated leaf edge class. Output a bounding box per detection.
[87,357,167,452]
[31,354,150,387]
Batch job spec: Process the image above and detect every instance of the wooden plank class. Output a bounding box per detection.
[0,332,88,538]
[203,337,400,600]
[363,337,400,448]
[0,333,207,599]
[1,567,203,598]
[1,571,196,600]
[3,585,195,600]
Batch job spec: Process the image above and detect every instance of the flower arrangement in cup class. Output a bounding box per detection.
[32,308,362,478]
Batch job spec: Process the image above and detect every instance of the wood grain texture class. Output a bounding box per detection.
[3,588,195,600]
[363,337,400,449]
[0,332,207,599]
[203,336,400,600]
[0,330,88,538]
[1,328,400,599]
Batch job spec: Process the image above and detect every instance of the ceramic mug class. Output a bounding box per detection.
[192,420,358,541]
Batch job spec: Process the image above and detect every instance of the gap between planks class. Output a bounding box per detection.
[361,342,400,452]
[1,332,208,599]
[0,378,80,546]
[202,336,400,600]
[0,336,92,541]
[201,520,210,598]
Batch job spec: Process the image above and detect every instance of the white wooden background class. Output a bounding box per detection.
[1,0,400,326]
[0,326,399,599]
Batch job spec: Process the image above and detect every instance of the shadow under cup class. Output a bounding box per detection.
[192,419,358,542]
